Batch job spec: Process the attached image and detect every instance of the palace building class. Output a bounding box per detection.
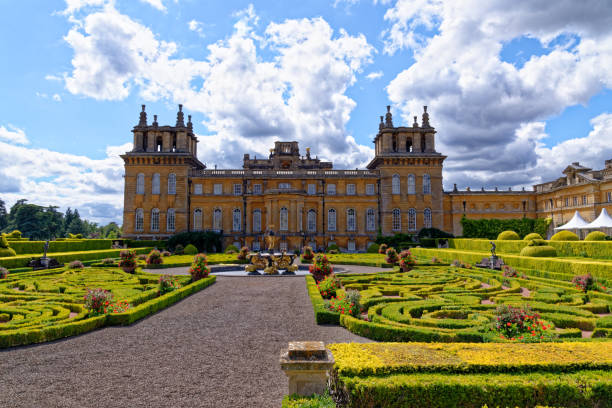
[121,105,612,250]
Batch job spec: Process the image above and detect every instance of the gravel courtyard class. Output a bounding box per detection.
[0,274,370,408]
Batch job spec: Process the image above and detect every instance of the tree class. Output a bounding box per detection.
[0,199,7,231]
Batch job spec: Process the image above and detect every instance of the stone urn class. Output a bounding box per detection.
[400,265,413,272]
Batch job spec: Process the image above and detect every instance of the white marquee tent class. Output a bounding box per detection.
[584,208,612,233]
[554,211,590,230]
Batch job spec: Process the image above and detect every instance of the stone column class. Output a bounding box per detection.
[279,341,335,397]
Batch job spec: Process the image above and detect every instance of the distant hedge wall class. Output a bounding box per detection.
[447,238,612,258]
[460,216,551,239]
[8,239,113,255]
[0,248,151,269]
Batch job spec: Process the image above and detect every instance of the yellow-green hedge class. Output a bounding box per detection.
[448,238,612,258]
[550,230,579,241]
[519,245,557,257]
[0,248,151,269]
[8,239,113,255]
[497,230,520,240]
[585,231,608,241]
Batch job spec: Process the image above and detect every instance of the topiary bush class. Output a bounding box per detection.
[309,254,333,282]
[385,247,399,265]
[378,243,388,254]
[523,232,543,241]
[7,230,22,239]
[585,231,607,241]
[550,230,579,241]
[0,235,17,257]
[189,253,210,281]
[301,245,314,261]
[366,243,380,253]
[497,230,520,240]
[224,244,239,254]
[146,249,163,265]
[174,244,185,255]
[327,243,340,253]
[519,245,557,257]
[68,260,84,269]
[184,244,199,255]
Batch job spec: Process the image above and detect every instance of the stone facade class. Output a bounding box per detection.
[121,105,612,247]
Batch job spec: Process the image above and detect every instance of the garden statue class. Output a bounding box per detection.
[265,226,277,252]
[490,241,496,258]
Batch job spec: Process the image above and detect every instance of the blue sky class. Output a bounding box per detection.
[1,0,611,224]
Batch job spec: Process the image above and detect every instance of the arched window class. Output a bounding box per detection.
[152,173,160,195]
[328,208,336,231]
[151,208,160,231]
[392,174,400,195]
[193,209,202,231]
[136,173,145,195]
[424,208,432,228]
[253,209,261,233]
[168,173,176,195]
[347,208,356,231]
[233,208,241,231]
[366,208,375,231]
[213,208,221,230]
[423,174,431,194]
[392,208,401,231]
[135,208,144,232]
[407,174,416,194]
[406,137,412,152]
[307,209,316,232]
[408,208,417,231]
[279,207,288,231]
[167,208,175,232]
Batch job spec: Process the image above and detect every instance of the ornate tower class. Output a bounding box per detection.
[368,106,446,234]
[121,105,205,238]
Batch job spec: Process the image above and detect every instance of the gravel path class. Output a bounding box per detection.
[0,275,370,408]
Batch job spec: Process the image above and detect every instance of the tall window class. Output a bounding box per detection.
[280,207,288,231]
[213,208,222,230]
[168,173,176,195]
[233,208,241,231]
[307,209,316,232]
[253,184,262,194]
[346,184,356,195]
[392,208,401,231]
[328,208,336,231]
[564,197,569,207]
[135,208,144,231]
[234,184,242,195]
[308,184,316,195]
[573,196,578,206]
[608,192,612,203]
[151,208,160,231]
[253,209,262,233]
[392,174,400,194]
[152,173,160,195]
[366,184,375,195]
[136,173,145,194]
[582,195,587,205]
[423,174,431,194]
[408,208,417,231]
[214,184,222,195]
[406,137,412,152]
[327,184,336,195]
[366,208,375,231]
[407,174,416,194]
[167,208,175,232]
[194,184,202,195]
[193,209,202,231]
[347,208,356,231]
[424,208,432,228]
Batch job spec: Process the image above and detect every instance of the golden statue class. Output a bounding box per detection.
[265,225,277,252]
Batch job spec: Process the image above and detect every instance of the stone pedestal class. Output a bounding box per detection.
[280,341,335,396]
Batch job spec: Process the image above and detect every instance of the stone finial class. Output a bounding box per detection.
[453,183,458,192]
[138,104,147,127]
[495,186,498,191]
[176,104,185,127]
[379,116,384,131]
[466,187,471,192]
[152,114,158,127]
[385,105,393,128]
[187,114,193,130]
[422,105,430,127]
[508,187,512,191]
[413,115,419,127]
[481,187,485,191]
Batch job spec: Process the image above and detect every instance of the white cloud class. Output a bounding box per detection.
[383,0,612,189]
[52,93,62,102]
[366,70,383,80]
[188,19,205,37]
[139,0,166,12]
[45,74,63,81]
[62,4,375,169]
[0,125,29,145]
[62,0,108,15]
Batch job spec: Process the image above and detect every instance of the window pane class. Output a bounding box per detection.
[280,207,288,231]
[194,209,202,231]
[347,184,355,195]
[136,174,144,195]
[213,209,221,230]
[407,174,415,194]
[327,184,336,195]
[168,174,176,195]
[408,208,416,231]
[194,184,202,195]
[233,209,241,231]
[347,209,356,231]
[214,184,222,195]
[423,174,431,194]
[307,210,316,232]
[152,173,160,195]
[253,184,262,194]
[151,209,160,231]
[392,208,401,231]
[234,184,242,195]
[392,175,400,194]
[328,209,336,231]
[253,210,261,233]
[366,184,374,195]
[308,184,316,195]
[167,209,175,232]
[366,208,375,231]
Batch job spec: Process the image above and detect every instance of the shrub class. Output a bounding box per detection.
[83,288,114,315]
[366,243,380,253]
[461,216,551,239]
[519,245,557,257]
[317,275,340,299]
[301,245,314,261]
[492,304,554,342]
[398,250,416,271]
[378,243,388,254]
[550,230,579,241]
[237,246,249,260]
[184,244,198,255]
[585,231,607,241]
[161,250,171,257]
[189,254,210,281]
[7,230,22,239]
[167,230,222,253]
[0,234,16,257]
[68,260,84,269]
[417,227,454,239]
[146,249,163,265]
[327,243,340,252]
[101,258,115,266]
[502,265,518,277]
[309,254,333,282]
[174,244,185,255]
[345,289,362,314]
[118,250,137,270]
[328,249,339,254]
[572,274,595,293]
[497,230,520,240]
[158,274,181,295]
[385,247,399,265]
[224,244,239,254]
[523,232,543,240]
[325,294,360,317]
[0,267,8,279]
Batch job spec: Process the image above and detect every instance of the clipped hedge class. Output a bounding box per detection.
[524,232,543,240]
[0,248,152,269]
[550,230,579,241]
[461,217,551,239]
[519,245,557,257]
[8,239,113,255]
[125,239,167,249]
[447,238,612,258]
[497,230,520,240]
[586,231,608,241]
